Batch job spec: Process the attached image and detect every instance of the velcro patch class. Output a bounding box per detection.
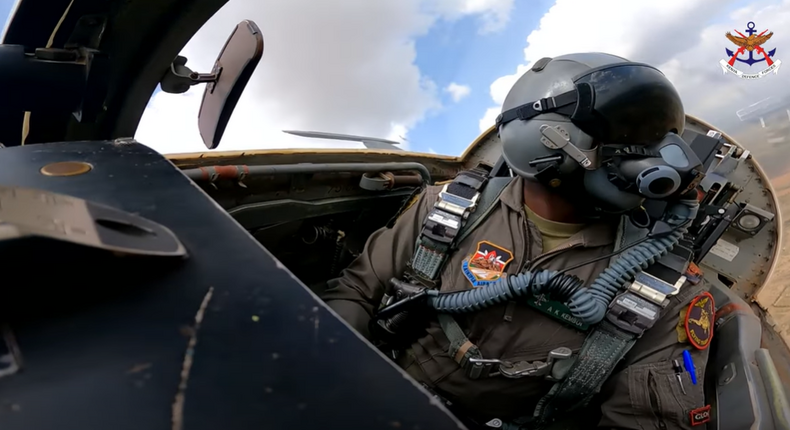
[689,405,711,426]
[676,307,689,343]
[462,241,513,287]
[685,292,715,350]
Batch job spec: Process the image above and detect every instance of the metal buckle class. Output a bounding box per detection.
[532,97,556,112]
[436,183,480,218]
[606,292,662,336]
[465,358,501,379]
[467,347,573,379]
[628,271,685,306]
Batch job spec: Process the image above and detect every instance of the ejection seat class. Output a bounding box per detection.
[706,279,790,430]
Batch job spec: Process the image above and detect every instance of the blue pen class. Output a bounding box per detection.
[683,350,697,385]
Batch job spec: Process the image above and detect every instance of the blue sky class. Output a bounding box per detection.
[0,0,15,30]
[408,0,554,155]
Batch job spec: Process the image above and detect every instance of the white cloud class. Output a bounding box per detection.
[136,0,513,155]
[428,0,515,33]
[445,82,471,102]
[478,0,790,137]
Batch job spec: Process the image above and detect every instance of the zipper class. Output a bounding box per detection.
[648,372,668,430]
[517,212,530,272]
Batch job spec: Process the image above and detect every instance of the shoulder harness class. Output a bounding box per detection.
[403,166,513,380]
[404,168,690,429]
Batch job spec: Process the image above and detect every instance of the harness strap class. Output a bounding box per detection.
[438,314,487,379]
[408,167,491,285]
[531,321,638,424]
[404,170,513,379]
[408,171,512,286]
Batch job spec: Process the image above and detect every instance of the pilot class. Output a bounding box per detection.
[321,52,713,430]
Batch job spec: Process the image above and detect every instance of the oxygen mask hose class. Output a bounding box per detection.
[425,197,699,325]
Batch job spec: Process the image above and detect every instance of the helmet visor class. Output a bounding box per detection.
[572,63,685,145]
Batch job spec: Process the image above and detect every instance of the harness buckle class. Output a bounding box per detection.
[628,271,685,306]
[606,291,662,336]
[436,183,480,218]
[500,347,573,379]
[465,358,503,379]
[466,347,574,379]
[532,97,556,112]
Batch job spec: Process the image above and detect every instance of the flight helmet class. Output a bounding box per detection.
[497,52,691,214]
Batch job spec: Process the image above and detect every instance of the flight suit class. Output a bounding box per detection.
[322,176,711,429]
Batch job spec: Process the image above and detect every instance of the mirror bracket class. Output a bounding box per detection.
[159,55,221,94]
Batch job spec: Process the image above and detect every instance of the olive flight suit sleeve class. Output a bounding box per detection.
[596,280,712,430]
[320,187,438,339]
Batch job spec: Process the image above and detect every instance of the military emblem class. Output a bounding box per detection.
[684,292,715,350]
[462,241,513,287]
[719,21,781,79]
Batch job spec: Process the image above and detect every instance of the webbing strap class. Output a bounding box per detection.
[438,314,485,378]
[531,321,637,426]
[411,238,449,281]
[495,90,578,130]
[409,168,489,283]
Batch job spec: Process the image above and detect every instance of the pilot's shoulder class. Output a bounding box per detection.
[423,183,444,199]
[409,183,444,209]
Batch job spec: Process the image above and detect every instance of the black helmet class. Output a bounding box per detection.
[497,52,689,214]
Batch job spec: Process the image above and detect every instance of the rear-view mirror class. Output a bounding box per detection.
[198,20,264,150]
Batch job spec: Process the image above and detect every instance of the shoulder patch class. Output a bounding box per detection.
[684,292,715,350]
[462,241,513,287]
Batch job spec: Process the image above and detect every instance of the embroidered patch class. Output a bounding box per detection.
[462,241,514,287]
[685,292,715,350]
[689,405,711,426]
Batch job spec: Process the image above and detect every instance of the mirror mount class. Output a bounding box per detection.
[159,56,220,95]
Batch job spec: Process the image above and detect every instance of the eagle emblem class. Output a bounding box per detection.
[684,292,715,350]
[719,21,781,79]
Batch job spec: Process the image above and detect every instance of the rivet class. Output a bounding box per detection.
[40,161,93,177]
[549,178,562,187]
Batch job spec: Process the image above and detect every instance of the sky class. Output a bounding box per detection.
[2,0,790,156]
